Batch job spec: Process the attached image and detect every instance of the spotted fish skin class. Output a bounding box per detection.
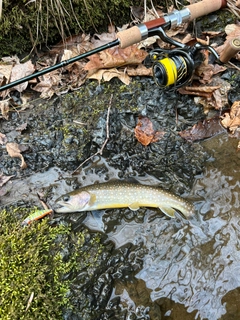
[54,182,194,218]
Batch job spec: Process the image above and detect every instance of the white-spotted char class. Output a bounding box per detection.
[54,182,194,219]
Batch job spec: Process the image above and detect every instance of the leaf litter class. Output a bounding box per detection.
[0,3,240,151]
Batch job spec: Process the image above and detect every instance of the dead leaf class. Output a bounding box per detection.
[194,48,226,84]
[180,77,230,112]
[33,70,62,99]
[0,99,10,119]
[0,63,13,86]
[91,32,116,48]
[0,132,8,144]
[16,123,28,132]
[6,142,28,169]
[10,60,35,92]
[88,68,131,85]
[127,64,153,77]
[0,173,14,187]
[202,31,222,37]
[179,116,226,142]
[221,101,240,134]
[50,33,92,55]
[179,85,220,98]
[134,116,165,146]
[85,45,148,72]
[138,36,159,49]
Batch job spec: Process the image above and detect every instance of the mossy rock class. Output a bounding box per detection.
[0,207,104,319]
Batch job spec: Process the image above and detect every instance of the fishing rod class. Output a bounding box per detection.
[0,0,228,92]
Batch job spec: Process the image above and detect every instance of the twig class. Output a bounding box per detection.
[227,60,240,71]
[72,94,113,174]
[144,0,147,22]
[150,0,159,18]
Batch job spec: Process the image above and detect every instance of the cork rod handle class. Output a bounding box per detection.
[187,0,227,21]
[116,0,227,48]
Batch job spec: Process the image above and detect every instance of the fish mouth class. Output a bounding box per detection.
[53,201,73,213]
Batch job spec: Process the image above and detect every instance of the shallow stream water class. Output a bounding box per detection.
[97,133,240,320]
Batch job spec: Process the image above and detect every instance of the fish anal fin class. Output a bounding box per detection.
[129,202,140,211]
[159,206,176,218]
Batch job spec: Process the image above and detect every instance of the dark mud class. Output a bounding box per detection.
[1,70,240,319]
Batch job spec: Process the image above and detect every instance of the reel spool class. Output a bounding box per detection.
[150,48,195,89]
[150,43,220,91]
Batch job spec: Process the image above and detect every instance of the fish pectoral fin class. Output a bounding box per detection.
[88,193,96,206]
[129,202,140,211]
[159,206,176,218]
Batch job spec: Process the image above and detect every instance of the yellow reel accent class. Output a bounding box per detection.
[159,57,178,86]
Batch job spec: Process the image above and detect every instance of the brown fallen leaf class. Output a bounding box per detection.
[10,60,35,93]
[0,99,10,119]
[50,33,92,55]
[0,132,8,144]
[91,32,116,48]
[127,64,153,77]
[87,68,131,85]
[0,57,19,98]
[0,63,13,86]
[134,116,165,146]
[0,173,14,187]
[33,70,62,99]
[6,142,28,169]
[180,77,230,112]
[221,100,240,134]
[179,116,226,142]
[195,63,226,84]
[178,85,220,101]
[85,45,148,72]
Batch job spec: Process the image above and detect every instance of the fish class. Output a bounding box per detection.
[54,182,194,219]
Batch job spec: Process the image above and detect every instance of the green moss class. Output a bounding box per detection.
[199,10,235,32]
[0,207,104,319]
[0,0,131,57]
[0,0,169,57]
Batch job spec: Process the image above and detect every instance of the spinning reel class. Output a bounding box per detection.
[148,27,220,90]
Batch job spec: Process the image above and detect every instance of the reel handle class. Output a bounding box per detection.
[116,0,227,48]
[219,38,240,63]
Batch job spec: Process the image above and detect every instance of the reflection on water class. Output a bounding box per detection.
[135,168,239,320]
[85,134,239,320]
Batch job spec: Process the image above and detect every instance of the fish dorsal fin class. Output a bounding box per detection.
[159,206,176,218]
[129,202,140,211]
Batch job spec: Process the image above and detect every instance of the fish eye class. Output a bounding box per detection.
[63,195,70,202]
